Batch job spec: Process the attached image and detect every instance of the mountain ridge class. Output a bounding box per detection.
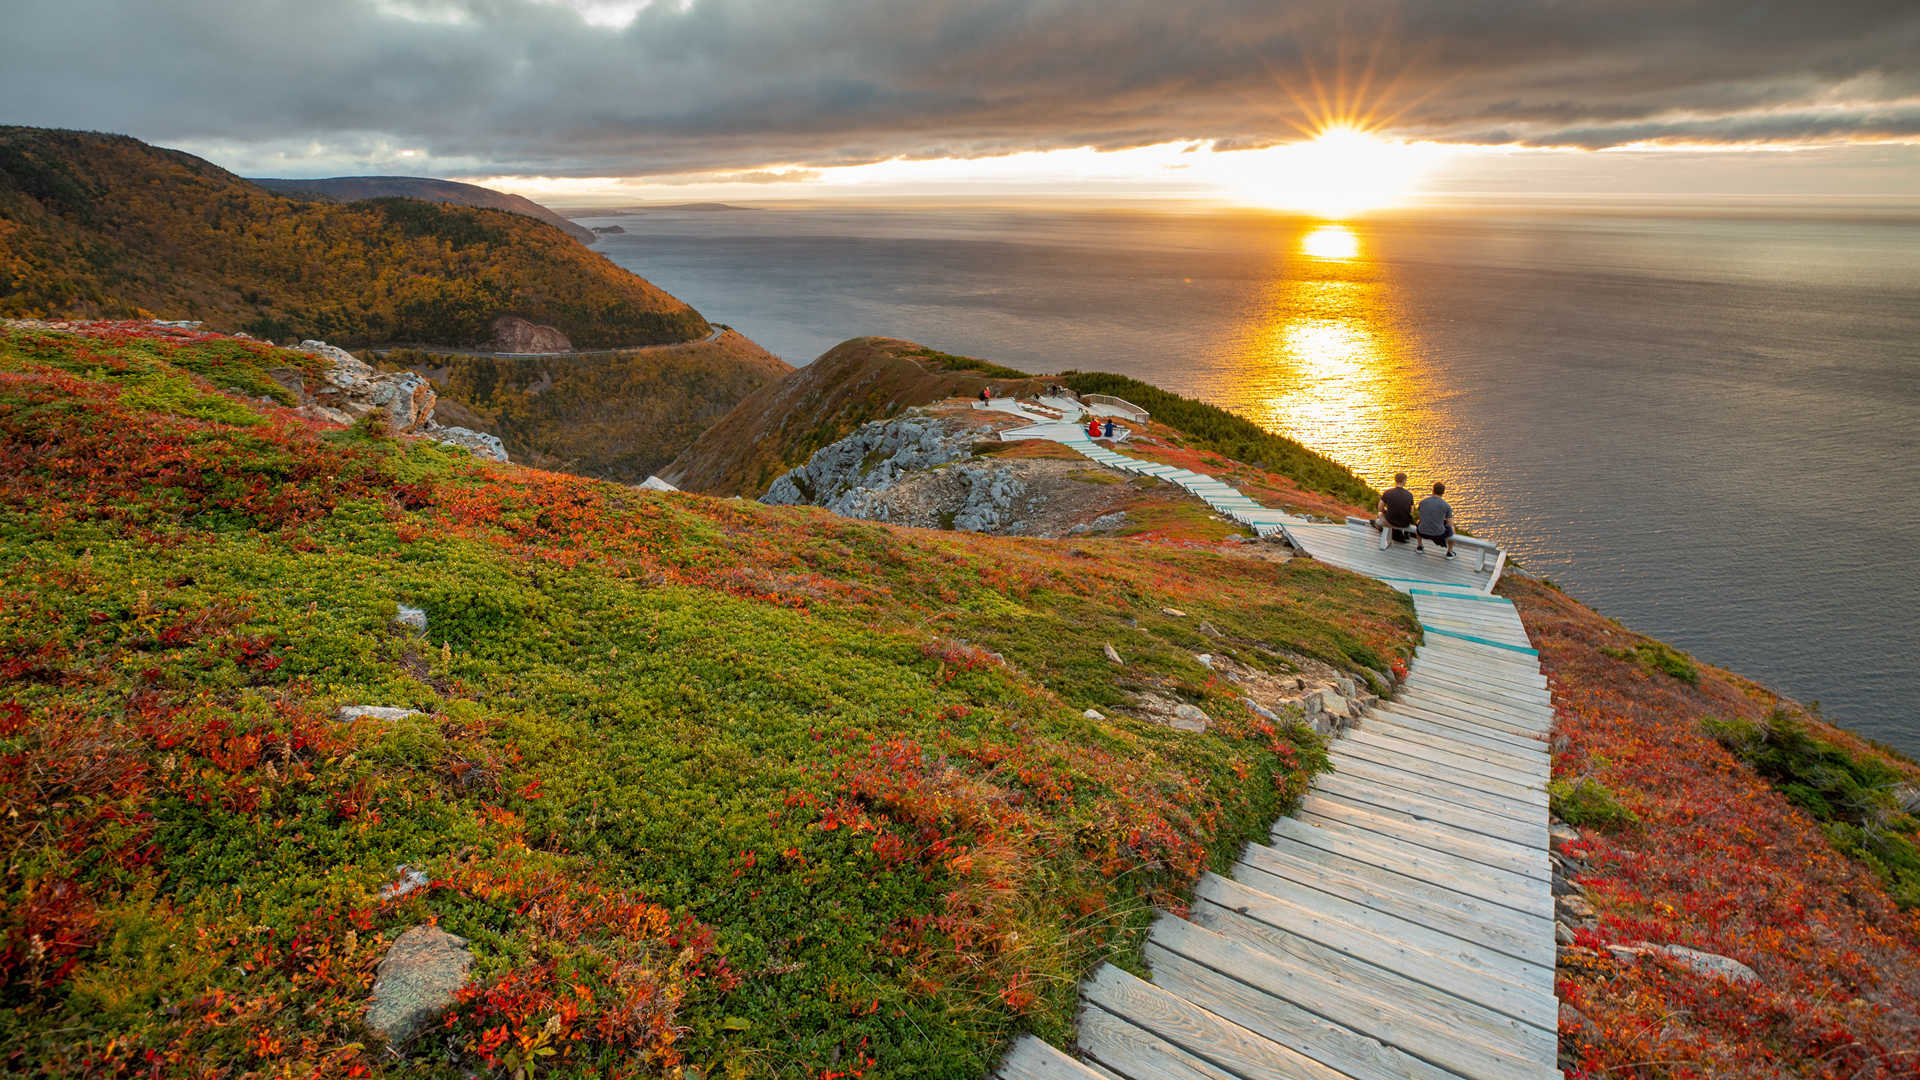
[0,127,706,349]
[250,175,597,246]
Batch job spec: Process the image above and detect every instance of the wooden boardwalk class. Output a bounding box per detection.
[995,433,1558,1080]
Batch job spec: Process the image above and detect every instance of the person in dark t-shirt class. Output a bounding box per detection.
[1373,473,1415,542]
[1417,482,1456,557]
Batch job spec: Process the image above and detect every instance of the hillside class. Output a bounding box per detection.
[664,337,1383,511]
[0,322,1411,1078]
[251,176,596,247]
[372,332,793,482]
[0,127,707,348]
[660,337,1051,496]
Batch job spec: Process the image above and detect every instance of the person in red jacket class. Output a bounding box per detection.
[1087,417,1103,440]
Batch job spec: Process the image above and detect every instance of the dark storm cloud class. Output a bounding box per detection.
[2,0,1916,176]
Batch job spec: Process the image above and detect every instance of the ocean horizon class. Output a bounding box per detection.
[588,202,1920,757]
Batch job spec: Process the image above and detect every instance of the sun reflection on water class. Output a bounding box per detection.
[1227,221,1443,494]
[1301,224,1359,261]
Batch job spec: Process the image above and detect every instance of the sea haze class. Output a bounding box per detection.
[585,203,1920,756]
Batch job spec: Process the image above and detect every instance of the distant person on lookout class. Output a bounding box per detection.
[1416,483,1456,558]
[979,386,992,404]
[1372,473,1415,543]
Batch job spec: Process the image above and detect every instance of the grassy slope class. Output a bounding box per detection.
[0,128,707,348]
[372,333,793,483]
[0,324,1416,1078]
[1505,576,1920,1077]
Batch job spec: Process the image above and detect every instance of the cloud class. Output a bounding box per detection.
[2,0,1916,179]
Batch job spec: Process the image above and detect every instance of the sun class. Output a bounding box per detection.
[1212,125,1437,218]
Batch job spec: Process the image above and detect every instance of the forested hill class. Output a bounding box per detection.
[0,127,708,348]
[251,175,596,246]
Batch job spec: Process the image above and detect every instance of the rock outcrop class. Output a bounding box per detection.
[282,340,509,462]
[294,340,435,432]
[764,415,978,516]
[366,925,472,1044]
[490,315,572,354]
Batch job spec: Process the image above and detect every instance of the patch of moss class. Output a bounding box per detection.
[1549,776,1641,831]
[1603,640,1699,684]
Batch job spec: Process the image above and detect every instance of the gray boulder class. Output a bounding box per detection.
[1609,943,1759,984]
[394,604,428,634]
[1170,704,1211,732]
[366,925,472,1043]
[338,705,423,723]
[424,424,509,463]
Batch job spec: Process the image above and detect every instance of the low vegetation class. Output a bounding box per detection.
[1601,640,1699,684]
[0,323,1415,1077]
[0,127,708,348]
[1506,577,1920,1078]
[1707,710,1920,907]
[1547,775,1639,831]
[1060,372,1377,507]
[371,340,790,483]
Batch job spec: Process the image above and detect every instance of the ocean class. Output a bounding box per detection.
[582,203,1920,757]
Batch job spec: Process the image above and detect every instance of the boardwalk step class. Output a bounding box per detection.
[1081,965,1351,1080]
[998,1035,1112,1080]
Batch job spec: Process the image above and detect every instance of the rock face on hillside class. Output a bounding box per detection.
[763,411,1155,537]
[490,315,572,354]
[661,337,1045,497]
[286,339,508,461]
[765,415,977,515]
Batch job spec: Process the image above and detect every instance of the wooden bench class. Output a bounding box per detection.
[1346,517,1503,571]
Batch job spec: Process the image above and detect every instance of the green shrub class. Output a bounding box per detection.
[1603,640,1699,684]
[1707,710,1920,908]
[1549,776,1640,831]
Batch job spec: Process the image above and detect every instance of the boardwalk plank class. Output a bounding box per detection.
[1076,1005,1246,1080]
[1082,966,1353,1080]
[1354,718,1547,771]
[1268,818,1554,921]
[1366,705,1548,755]
[999,1035,1112,1080]
[1147,926,1498,1080]
[1311,774,1549,849]
[1232,845,1553,967]
[1298,796,1549,880]
[1184,905,1560,1074]
[1404,671,1554,710]
[1195,874,1557,1027]
[1373,699,1550,744]
[1329,756,1549,827]
[1333,742,1550,805]
[1343,729,1550,789]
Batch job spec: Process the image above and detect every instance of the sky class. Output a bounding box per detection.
[4,0,1918,208]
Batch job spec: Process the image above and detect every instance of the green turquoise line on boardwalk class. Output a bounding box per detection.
[1411,588,1513,604]
[1421,623,1539,654]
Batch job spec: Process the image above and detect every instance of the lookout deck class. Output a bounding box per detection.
[993,428,1558,1080]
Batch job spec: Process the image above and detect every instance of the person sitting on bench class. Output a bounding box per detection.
[1372,473,1415,543]
[1416,482,1456,558]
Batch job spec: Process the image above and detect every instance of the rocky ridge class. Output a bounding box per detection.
[286,340,508,462]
